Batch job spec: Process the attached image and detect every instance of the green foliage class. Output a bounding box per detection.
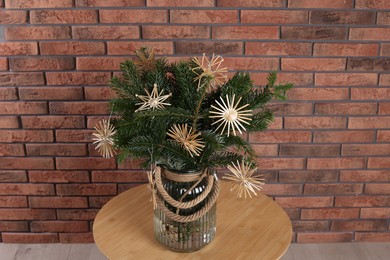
[109,49,293,171]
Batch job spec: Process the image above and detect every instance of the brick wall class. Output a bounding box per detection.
[0,0,389,243]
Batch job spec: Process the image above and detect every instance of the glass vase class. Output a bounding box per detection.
[153,168,217,252]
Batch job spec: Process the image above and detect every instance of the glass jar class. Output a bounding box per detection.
[153,168,217,252]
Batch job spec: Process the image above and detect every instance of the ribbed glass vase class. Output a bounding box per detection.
[153,168,217,252]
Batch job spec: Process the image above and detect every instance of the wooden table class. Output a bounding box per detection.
[93,182,292,260]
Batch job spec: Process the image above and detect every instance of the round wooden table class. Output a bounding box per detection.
[93,182,292,260]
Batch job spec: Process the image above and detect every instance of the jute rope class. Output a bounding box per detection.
[154,167,220,223]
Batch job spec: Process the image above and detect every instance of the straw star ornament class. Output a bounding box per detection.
[92,119,117,158]
[192,53,228,91]
[210,94,252,137]
[167,124,205,157]
[223,160,265,199]
[135,83,172,112]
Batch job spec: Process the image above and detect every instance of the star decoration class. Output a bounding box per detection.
[192,53,228,91]
[135,83,172,112]
[134,47,156,71]
[223,160,264,199]
[209,94,252,137]
[92,119,117,158]
[167,124,205,157]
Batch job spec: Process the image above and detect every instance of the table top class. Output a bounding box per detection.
[93,182,292,260]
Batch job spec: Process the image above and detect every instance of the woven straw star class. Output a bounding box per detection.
[210,94,252,137]
[92,119,117,158]
[167,124,205,157]
[192,53,228,91]
[223,160,264,199]
[134,48,156,71]
[135,83,172,112]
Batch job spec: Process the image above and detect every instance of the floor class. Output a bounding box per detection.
[0,243,389,260]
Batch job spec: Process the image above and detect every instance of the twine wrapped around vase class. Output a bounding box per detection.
[152,166,220,223]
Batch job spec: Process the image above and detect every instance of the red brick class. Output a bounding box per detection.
[143,26,210,39]
[249,130,311,143]
[381,43,390,56]
[92,171,147,182]
[276,196,333,208]
[314,43,378,57]
[340,170,390,182]
[26,144,87,156]
[57,209,99,220]
[308,158,365,169]
[241,10,307,24]
[19,87,83,101]
[10,57,74,71]
[315,102,377,115]
[356,0,390,9]
[0,158,54,170]
[46,72,110,86]
[0,58,8,70]
[288,88,349,101]
[56,157,116,170]
[0,10,27,24]
[289,0,352,8]
[280,144,340,156]
[378,130,390,142]
[2,233,59,243]
[0,42,38,55]
[22,116,84,129]
[285,117,346,129]
[213,26,278,40]
[76,0,145,6]
[292,221,329,232]
[5,0,73,8]
[279,170,338,183]
[301,208,359,220]
[223,57,278,71]
[0,72,44,86]
[0,196,27,207]
[316,73,377,86]
[349,117,390,129]
[84,87,117,100]
[246,42,312,56]
[380,74,390,86]
[175,42,242,55]
[76,57,127,71]
[217,0,283,7]
[56,130,94,142]
[148,0,214,6]
[0,144,25,156]
[6,26,70,40]
[314,130,374,143]
[73,26,139,40]
[0,116,19,129]
[0,184,54,195]
[87,116,114,128]
[29,171,89,183]
[59,233,94,243]
[89,197,113,208]
[118,183,142,193]
[0,130,53,142]
[50,101,109,115]
[268,102,312,116]
[335,195,390,207]
[100,10,167,23]
[40,42,104,55]
[365,184,390,195]
[56,184,116,196]
[297,232,353,243]
[282,58,345,71]
[350,28,390,41]
[282,27,346,40]
[348,58,390,71]
[342,144,390,156]
[256,158,305,170]
[305,184,363,195]
[31,10,97,24]
[171,10,236,24]
[361,208,390,219]
[0,88,17,100]
[31,221,89,233]
[262,184,303,196]
[0,102,46,114]
[0,221,28,232]
[310,11,374,24]
[0,171,27,182]
[0,209,55,220]
[30,197,88,208]
[251,72,313,86]
[351,88,390,100]
[108,41,172,55]
[379,103,390,114]
[356,232,390,242]
[251,144,278,156]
